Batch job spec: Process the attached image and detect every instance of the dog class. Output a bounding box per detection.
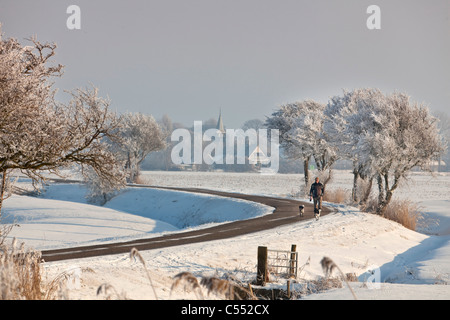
[298,205,304,217]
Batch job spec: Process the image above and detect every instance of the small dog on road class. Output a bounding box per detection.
[298,205,304,217]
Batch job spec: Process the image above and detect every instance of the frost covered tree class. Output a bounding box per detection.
[433,110,450,171]
[242,119,265,131]
[287,102,338,185]
[159,114,175,171]
[64,86,127,203]
[0,30,125,214]
[266,100,337,190]
[326,88,445,214]
[113,112,165,183]
[371,92,444,214]
[325,88,387,203]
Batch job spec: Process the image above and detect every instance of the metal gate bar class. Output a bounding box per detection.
[267,247,298,279]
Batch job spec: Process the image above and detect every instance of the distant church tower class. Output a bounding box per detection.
[216,109,225,134]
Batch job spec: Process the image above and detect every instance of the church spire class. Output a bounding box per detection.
[216,108,225,134]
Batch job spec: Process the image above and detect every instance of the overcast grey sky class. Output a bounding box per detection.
[1,0,449,128]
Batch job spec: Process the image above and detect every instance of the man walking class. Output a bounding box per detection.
[309,177,324,220]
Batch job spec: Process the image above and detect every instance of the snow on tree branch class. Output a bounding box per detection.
[0,29,125,213]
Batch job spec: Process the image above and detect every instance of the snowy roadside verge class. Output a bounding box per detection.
[37,202,450,300]
[3,183,273,251]
[2,171,449,299]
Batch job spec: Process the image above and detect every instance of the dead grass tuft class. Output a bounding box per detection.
[320,256,357,300]
[134,175,152,185]
[1,239,43,300]
[200,276,235,299]
[171,271,256,300]
[171,272,204,299]
[130,248,158,300]
[303,277,343,294]
[363,198,422,230]
[97,283,128,300]
[382,199,422,231]
[323,188,350,204]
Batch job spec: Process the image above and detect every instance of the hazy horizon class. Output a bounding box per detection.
[1,0,448,128]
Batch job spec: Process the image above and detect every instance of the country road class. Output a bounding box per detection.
[41,185,332,262]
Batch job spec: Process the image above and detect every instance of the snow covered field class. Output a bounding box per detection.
[2,170,450,300]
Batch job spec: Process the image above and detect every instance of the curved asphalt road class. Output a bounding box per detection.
[41,186,332,262]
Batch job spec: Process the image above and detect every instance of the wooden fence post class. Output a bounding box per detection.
[289,244,297,278]
[287,280,291,298]
[257,246,268,286]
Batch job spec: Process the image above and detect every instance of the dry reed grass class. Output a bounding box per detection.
[309,184,421,231]
[364,198,422,230]
[323,188,350,204]
[97,283,128,300]
[382,199,422,231]
[301,276,343,295]
[1,239,42,299]
[130,248,158,299]
[171,271,256,300]
[171,271,204,299]
[170,257,357,300]
[320,256,357,300]
[200,276,236,299]
[0,242,360,300]
[134,175,152,185]
[1,238,103,300]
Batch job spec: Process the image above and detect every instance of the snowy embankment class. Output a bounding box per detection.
[2,170,450,300]
[4,183,272,250]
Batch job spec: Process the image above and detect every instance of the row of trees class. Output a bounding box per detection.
[0,29,165,216]
[266,88,446,215]
[0,27,446,218]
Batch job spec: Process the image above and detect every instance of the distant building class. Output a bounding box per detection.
[216,109,225,135]
[248,146,270,166]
